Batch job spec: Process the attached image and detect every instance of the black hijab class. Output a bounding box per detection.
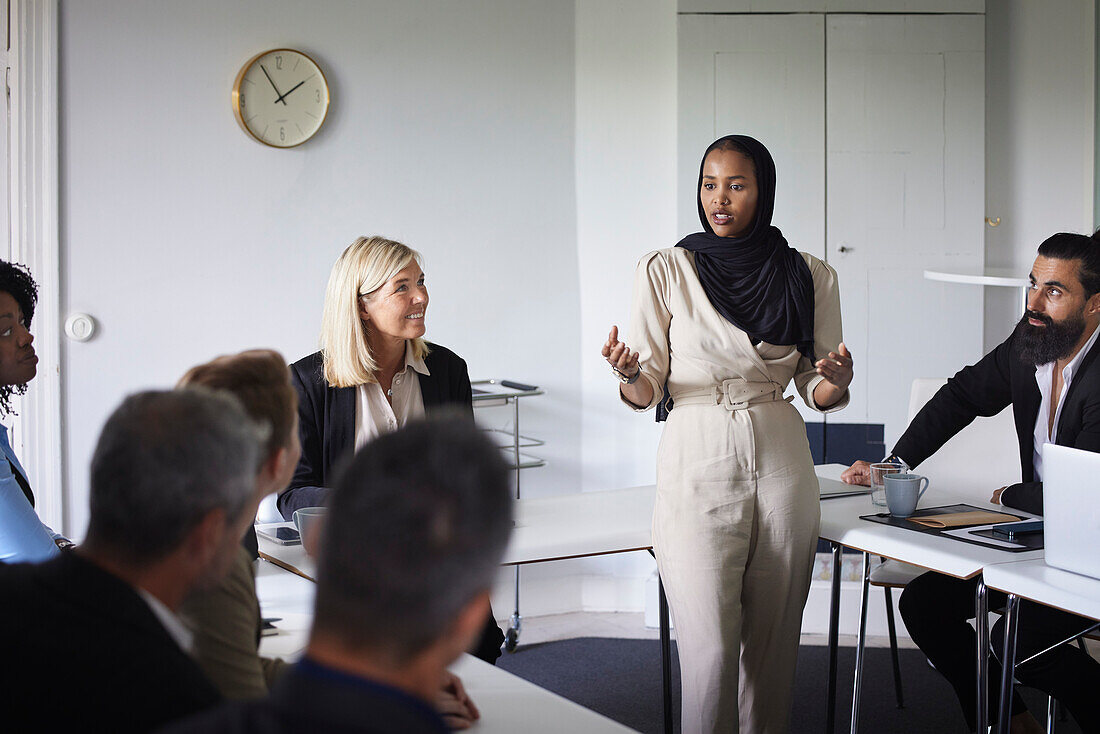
[658,135,815,420]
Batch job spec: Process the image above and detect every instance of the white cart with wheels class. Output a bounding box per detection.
[471,379,544,652]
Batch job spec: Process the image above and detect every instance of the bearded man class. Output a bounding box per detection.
[842,230,1100,734]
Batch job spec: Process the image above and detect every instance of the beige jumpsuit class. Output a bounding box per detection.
[625,248,847,734]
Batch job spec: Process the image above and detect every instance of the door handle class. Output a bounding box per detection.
[838,246,853,253]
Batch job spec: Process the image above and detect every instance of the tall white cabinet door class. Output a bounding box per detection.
[679,14,826,423]
[827,14,985,446]
[678,14,825,256]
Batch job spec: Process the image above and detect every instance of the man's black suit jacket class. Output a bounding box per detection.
[0,552,220,732]
[278,343,474,519]
[892,328,1100,515]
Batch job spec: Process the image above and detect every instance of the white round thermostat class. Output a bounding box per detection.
[64,313,96,342]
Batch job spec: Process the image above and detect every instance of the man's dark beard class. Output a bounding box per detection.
[1014,309,1087,365]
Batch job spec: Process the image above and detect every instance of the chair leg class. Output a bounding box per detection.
[1045,694,1056,734]
[883,585,905,708]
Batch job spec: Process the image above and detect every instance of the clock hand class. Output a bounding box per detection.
[260,64,288,106]
[274,80,306,105]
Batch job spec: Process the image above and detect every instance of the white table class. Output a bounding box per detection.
[504,485,655,565]
[256,484,657,576]
[814,464,1043,734]
[258,485,671,732]
[982,560,1100,734]
[450,654,637,733]
[253,560,636,733]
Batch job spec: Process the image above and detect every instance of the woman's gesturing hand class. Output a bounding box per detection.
[603,325,655,408]
[603,325,639,378]
[812,342,853,409]
[815,342,853,391]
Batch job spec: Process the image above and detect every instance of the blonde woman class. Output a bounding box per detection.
[279,235,504,664]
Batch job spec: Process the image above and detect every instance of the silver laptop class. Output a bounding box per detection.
[1041,443,1100,580]
[818,475,871,499]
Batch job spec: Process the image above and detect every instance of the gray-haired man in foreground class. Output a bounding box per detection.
[0,389,267,732]
[164,414,513,734]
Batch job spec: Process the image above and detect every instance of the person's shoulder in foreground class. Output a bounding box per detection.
[0,389,266,733]
[161,414,513,734]
[0,551,222,732]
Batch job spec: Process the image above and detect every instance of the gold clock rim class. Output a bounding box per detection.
[231,47,331,149]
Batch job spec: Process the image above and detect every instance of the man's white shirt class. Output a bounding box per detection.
[1032,322,1100,481]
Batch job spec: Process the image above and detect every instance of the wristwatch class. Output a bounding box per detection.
[881,453,909,470]
[613,365,641,385]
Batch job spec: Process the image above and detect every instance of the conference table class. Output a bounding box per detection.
[258,484,658,578]
[258,484,672,732]
[814,463,1045,734]
[261,470,1097,734]
[253,555,637,733]
[983,559,1100,734]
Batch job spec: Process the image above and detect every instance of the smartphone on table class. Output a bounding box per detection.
[990,519,1043,540]
[257,526,302,545]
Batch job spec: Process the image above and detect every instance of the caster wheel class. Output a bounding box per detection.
[504,628,519,652]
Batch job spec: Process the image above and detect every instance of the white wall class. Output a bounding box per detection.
[49,1,1100,621]
[493,0,679,619]
[984,0,1096,351]
[59,0,580,537]
[575,0,676,496]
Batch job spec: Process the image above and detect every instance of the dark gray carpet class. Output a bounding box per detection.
[496,638,1084,734]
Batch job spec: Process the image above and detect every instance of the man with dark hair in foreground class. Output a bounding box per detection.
[0,390,266,732]
[163,414,513,734]
[844,231,1100,733]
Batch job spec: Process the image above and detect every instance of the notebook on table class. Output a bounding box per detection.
[1042,444,1100,580]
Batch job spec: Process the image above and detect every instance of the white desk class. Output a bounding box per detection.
[451,654,637,733]
[256,524,315,579]
[257,485,670,732]
[816,464,1042,580]
[256,484,657,575]
[253,560,636,733]
[504,485,655,565]
[984,560,1100,621]
[814,464,1043,734]
[982,560,1100,734]
[255,556,314,660]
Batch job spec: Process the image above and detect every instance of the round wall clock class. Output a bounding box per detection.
[232,48,330,148]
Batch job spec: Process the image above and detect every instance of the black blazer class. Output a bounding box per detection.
[276,343,503,665]
[0,552,221,733]
[160,660,447,734]
[278,342,474,519]
[892,329,1100,515]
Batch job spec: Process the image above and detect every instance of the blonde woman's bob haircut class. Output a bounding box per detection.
[320,235,430,388]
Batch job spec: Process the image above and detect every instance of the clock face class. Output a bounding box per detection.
[233,49,330,148]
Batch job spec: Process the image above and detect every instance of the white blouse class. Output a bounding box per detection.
[354,341,429,450]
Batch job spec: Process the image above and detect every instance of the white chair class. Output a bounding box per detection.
[901,378,1021,498]
[256,493,284,525]
[867,378,1020,708]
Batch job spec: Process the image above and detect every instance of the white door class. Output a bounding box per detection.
[678,13,825,425]
[679,12,985,449]
[827,14,985,446]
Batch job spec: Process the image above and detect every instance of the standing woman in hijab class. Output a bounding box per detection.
[602,136,853,733]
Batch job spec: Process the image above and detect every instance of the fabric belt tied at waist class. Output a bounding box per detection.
[672,378,791,411]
